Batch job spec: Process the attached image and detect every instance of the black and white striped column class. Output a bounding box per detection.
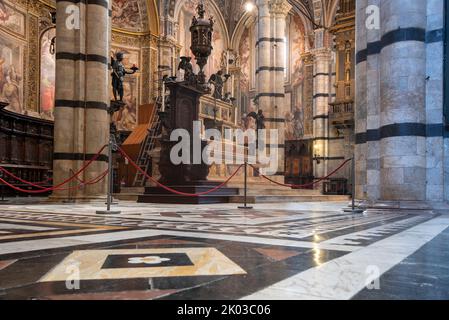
[312,34,332,179]
[53,0,109,200]
[255,0,291,174]
[378,0,427,201]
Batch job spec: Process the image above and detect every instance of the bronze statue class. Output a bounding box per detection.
[208,70,230,100]
[111,52,138,101]
[178,56,196,85]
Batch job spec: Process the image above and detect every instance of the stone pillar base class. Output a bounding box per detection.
[356,200,449,211]
[46,195,108,204]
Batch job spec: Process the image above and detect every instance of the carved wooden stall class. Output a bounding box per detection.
[0,102,54,195]
[284,140,314,189]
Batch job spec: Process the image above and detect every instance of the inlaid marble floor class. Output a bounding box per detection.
[0,199,447,300]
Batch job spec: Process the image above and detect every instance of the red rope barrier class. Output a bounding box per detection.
[118,146,243,197]
[0,169,108,194]
[250,158,352,189]
[0,144,108,192]
[0,167,50,189]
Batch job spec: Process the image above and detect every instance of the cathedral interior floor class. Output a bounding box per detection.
[0,200,447,300]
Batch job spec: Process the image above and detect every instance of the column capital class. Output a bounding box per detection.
[311,48,332,60]
[268,0,292,17]
[301,52,314,65]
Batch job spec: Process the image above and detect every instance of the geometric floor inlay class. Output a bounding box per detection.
[39,248,246,282]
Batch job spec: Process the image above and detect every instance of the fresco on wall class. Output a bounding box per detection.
[290,15,306,89]
[110,47,139,131]
[40,28,56,120]
[238,28,250,91]
[285,14,307,140]
[112,0,147,32]
[178,0,226,79]
[0,0,26,36]
[0,31,24,114]
[238,27,251,119]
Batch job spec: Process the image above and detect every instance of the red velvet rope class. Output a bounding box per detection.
[118,146,243,197]
[0,144,108,193]
[0,167,51,189]
[249,158,352,189]
[0,169,108,194]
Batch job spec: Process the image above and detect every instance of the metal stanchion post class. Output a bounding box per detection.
[63,169,75,204]
[238,162,253,210]
[344,155,364,214]
[96,135,121,215]
[0,180,9,204]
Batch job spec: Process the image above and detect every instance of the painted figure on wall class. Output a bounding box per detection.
[112,0,142,31]
[0,31,24,113]
[285,14,307,141]
[238,27,251,116]
[285,107,305,140]
[0,0,25,36]
[40,28,56,120]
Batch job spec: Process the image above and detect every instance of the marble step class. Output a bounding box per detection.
[229,194,350,204]
[137,194,234,204]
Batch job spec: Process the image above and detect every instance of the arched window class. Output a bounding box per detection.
[39,28,56,120]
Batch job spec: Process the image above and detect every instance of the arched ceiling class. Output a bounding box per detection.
[166,1,337,36]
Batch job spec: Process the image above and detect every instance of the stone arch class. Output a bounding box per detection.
[173,0,230,47]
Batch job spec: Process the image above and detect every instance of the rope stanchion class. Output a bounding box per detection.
[96,135,121,215]
[0,181,7,204]
[118,146,243,197]
[250,158,352,189]
[343,155,365,214]
[238,161,253,210]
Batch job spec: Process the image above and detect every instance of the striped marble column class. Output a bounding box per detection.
[312,43,332,179]
[255,0,290,174]
[379,0,427,201]
[83,0,110,198]
[354,0,369,200]
[364,0,381,201]
[52,0,109,201]
[270,0,291,174]
[255,0,273,117]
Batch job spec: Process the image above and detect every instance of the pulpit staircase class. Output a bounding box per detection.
[132,109,162,187]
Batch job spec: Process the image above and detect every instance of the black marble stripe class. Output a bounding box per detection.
[255,93,285,99]
[314,156,345,161]
[55,100,108,111]
[313,93,329,99]
[56,52,108,65]
[265,118,285,123]
[53,153,109,162]
[426,29,444,44]
[356,27,428,64]
[264,144,285,149]
[255,37,285,47]
[355,123,445,144]
[314,137,345,141]
[255,66,285,74]
[313,114,329,120]
[313,73,329,78]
